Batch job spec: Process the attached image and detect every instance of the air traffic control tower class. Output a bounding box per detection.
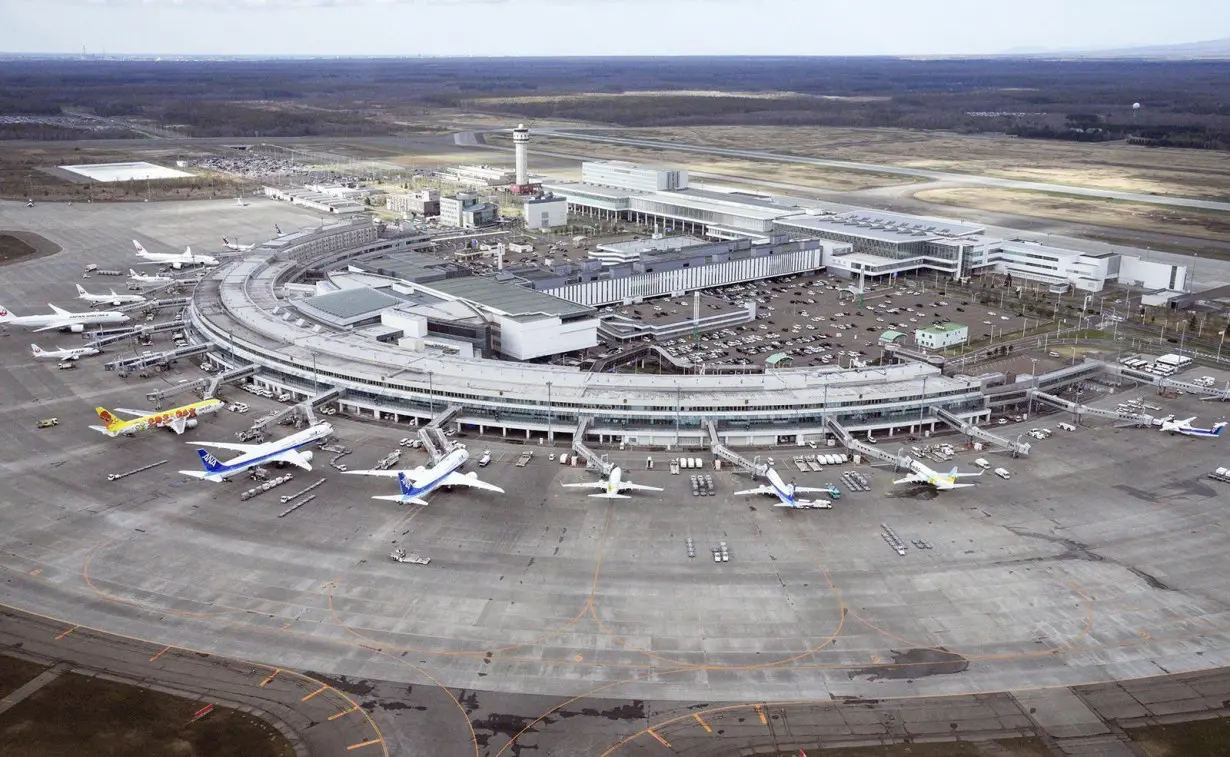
[511,123,539,194]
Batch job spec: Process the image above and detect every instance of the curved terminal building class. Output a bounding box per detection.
[190,221,1037,447]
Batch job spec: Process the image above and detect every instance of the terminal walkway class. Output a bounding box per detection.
[103,344,209,374]
[824,417,913,469]
[1026,388,1156,426]
[253,386,345,433]
[932,406,1032,457]
[705,420,765,475]
[571,417,613,475]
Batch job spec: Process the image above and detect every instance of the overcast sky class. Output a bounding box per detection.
[3,0,1228,57]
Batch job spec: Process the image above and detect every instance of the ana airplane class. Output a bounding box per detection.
[128,268,174,284]
[0,303,129,333]
[222,238,255,252]
[132,240,219,269]
[75,284,146,307]
[180,422,334,482]
[31,343,99,362]
[893,460,983,491]
[734,467,837,509]
[346,446,503,505]
[561,466,663,499]
[1159,416,1227,438]
[91,399,225,437]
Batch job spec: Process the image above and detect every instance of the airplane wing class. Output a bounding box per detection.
[439,472,504,493]
[622,482,664,492]
[114,408,153,418]
[892,475,924,485]
[270,449,312,471]
[733,485,775,497]
[33,322,68,332]
[561,481,607,489]
[192,441,256,453]
[791,486,836,494]
[945,482,978,489]
[46,303,70,316]
[1179,417,1197,425]
[169,416,189,434]
[953,470,984,478]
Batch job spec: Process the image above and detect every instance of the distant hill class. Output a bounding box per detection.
[1005,37,1230,59]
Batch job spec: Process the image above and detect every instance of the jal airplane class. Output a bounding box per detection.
[561,466,663,499]
[222,238,255,252]
[893,460,983,491]
[31,343,99,362]
[346,446,503,505]
[0,303,129,332]
[76,284,146,307]
[128,268,174,284]
[1159,416,1227,438]
[133,240,219,269]
[91,399,225,437]
[734,467,837,509]
[180,422,334,482]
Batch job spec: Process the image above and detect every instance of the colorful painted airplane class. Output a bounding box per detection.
[90,399,225,437]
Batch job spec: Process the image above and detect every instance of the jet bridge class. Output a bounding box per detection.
[427,403,463,429]
[104,343,209,373]
[823,417,914,469]
[87,321,189,349]
[417,427,447,464]
[571,417,612,475]
[204,364,260,399]
[932,407,1032,457]
[705,420,765,475]
[253,387,345,433]
[1162,377,1230,402]
[144,378,208,406]
[1026,388,1156,426]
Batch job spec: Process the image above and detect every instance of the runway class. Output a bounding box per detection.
[4,199,1230,754]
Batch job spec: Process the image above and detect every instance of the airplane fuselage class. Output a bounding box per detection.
[0,305,129,332]
[98,400,225,437]
[198,423,334,480]
[32,345,98,361]
[400,447,470,501]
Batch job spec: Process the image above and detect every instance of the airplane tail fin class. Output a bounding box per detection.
[1214,423,1227,436]
[30,344,42,355]
[0,305,14,322]
[76,284,88,296]
[94,407,124,434]
[132,240,147,254]
[129,269,140,278]
[196,448,225,475]
[275,224,283,235]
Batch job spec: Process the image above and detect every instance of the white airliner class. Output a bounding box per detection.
[0,303,129,333]
[734,467,837,509]
[180,423,334,482]
[76,284,146,307]
[31,343,99,362]
[128,268,174,284]
[1159,416,1227,438]
[561,466,663,499]
[893,459,983,491]
[222,238,255,252]
[133,240,219,269]
[345,446,503,505]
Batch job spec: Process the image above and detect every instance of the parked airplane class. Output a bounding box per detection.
[132,240,219,269]
[1159,416,1227,438]
[128,268,174,284]
[91,399,225,437]
[346,446,503,505]
[222,237,255,252]
[734,466,836,509]
[31,343,99,362]
[180,422,334,482]
[561,466,663,499]
[0,303,129,333]
[76,284,146,307]
[893,460,983,491]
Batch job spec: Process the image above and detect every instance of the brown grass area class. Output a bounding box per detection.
[0,671,294,757]
[0,656,46,699]
[1129,718,1230,756]
[773,737,1050,757]
[488,132,917,191]
[913,187,1230,242]
[597,126,1230,200]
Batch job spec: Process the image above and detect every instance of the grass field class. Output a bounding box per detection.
[0,657,46,700]
[1129,718,1230,757]
[0,665,293,757]
[589,126,1230,200]
[486,132,918,192]
[773,737,1050,757]
[912,187,1230,243]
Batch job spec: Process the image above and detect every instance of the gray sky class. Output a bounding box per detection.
[4,0,1228,56]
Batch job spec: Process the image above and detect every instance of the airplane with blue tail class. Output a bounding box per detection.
[734,466,837,509]
[180,422,334,482]
[1159,416,1227,438]
[346,446,503,505]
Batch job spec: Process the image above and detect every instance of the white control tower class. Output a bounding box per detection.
[512,123,530,186]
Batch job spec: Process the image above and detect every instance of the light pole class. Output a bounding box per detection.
[675,384,681,446]
[427,370,434,415]
[546,381,553,444]
[1219,323,1227,362]
[1028,358,1038,416]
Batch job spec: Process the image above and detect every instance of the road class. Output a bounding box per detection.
[529,128,1230,212]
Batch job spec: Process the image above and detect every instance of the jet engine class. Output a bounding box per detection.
[184,418,198,430]
[70,324,84,333]
[299,450,314,463]
[466,471,478,479]
[171,262,184,270]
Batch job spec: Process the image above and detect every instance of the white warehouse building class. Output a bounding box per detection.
[581,161,689,192]
[523,195,568,229]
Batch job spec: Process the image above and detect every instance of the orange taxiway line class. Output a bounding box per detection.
[301,685,329,702]
[329,705,360,721]
[693,713,712,733]
[259,668,281,687]
[148,645,172,662]
[55,626,78,641]
[647,728,671,747]
[347,738,383,751]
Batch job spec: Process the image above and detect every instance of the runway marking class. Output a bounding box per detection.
[693,713,712,733]
[329,705,360,721]
[259,668,281,687]
[754,704,767,725]
[347,739,383,751]
[148,645,172,662]
[301,685,329,701]
[646,728,671,747]
[54,626,77,641]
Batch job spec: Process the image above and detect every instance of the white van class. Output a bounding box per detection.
[993,467,1012,480]
[973,458,991,470]
[1058,422,1077,432]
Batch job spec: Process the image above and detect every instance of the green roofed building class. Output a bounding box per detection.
[878,330,907,347]
[766,352,793,369]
